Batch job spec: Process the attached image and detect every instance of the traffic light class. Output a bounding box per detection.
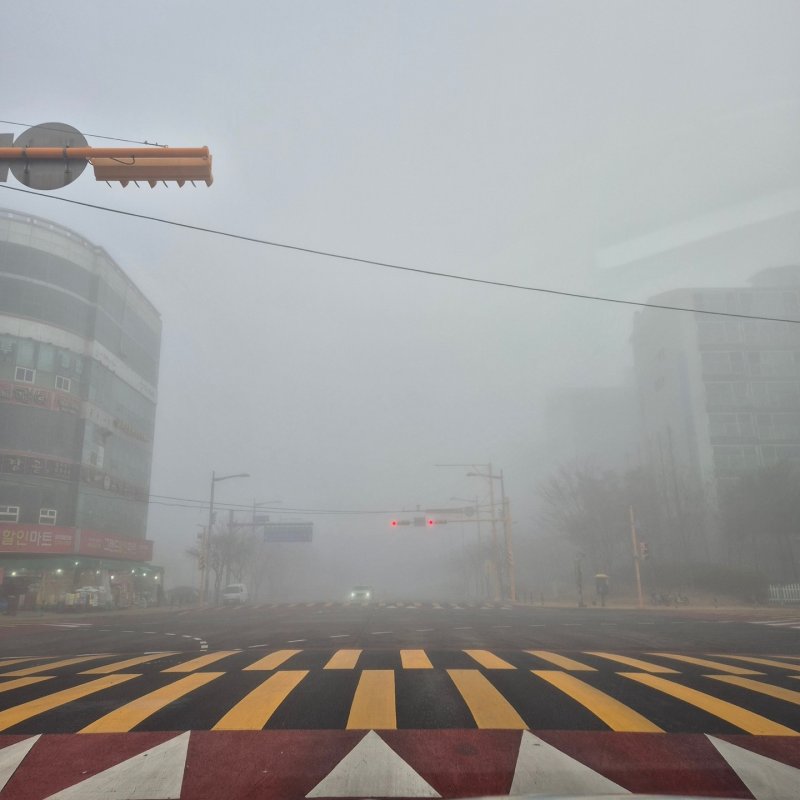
[390,519,411,527]
[426,519,449,527]
[390,520,398,527]
[92,154,213,187]
[427,518,435,527]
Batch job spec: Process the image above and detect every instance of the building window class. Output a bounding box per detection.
[39,508,57,525]
[0,506,20,523]
[55,375,71,393]
[14,366,35,383]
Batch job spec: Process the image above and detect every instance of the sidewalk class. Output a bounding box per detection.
[0,604,192,626]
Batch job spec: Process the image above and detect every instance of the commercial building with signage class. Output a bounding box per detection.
[0,209,161,609]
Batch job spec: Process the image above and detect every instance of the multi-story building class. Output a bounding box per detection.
[632,267,800,557]
[0,209,162,609]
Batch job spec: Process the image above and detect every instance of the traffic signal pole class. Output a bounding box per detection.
[629,505,644,609]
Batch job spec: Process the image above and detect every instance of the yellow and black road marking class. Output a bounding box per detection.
[0,649,798,735]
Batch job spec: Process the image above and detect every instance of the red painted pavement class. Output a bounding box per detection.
[2,730,800,799]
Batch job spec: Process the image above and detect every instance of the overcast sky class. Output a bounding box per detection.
[3,1,800,594]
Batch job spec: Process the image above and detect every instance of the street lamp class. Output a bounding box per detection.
[203,470,250,602]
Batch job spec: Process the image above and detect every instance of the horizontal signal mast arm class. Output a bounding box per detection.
[0,146,209,160]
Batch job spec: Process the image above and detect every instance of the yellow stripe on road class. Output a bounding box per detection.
[81,653,175,674]
[584,652,678,673]
[526,651,596,671]
[709,655,800,673]
[401,649,433,669]
[245,650,301,671]
[447,669,527,729]
[213,670,308,730]
[324,650,362,670]
[707,674,800,706]
[648,653,762,675]
[163,651,239,672]
[0,674,137,732]
[464,650,516,669]
[347,670,397,729]
[620,672,797,736]
[0,677,52,693]
[0,658,49,671]
[3,655,112,677]
[532,670,662,732]
[80,672,222,732]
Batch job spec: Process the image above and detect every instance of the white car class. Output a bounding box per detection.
[222,583,248,605]
[348,586,373,603]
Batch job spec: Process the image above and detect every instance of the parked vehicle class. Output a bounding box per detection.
[222,583,248,605]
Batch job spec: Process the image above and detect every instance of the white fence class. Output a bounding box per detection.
[768,583,800,604]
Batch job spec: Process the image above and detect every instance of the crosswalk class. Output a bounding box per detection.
[213,601,517,610]
[0,649,799,735]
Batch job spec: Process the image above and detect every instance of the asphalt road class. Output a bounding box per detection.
[1,602,799,798]
[2,600,800,657]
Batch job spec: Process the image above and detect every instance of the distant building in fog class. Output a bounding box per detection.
[632,266,800,495]
[544,385,639,473]
[0,209,162,609]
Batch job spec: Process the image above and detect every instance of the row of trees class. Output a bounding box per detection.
[538,460,800,598]
[187,519,272,604]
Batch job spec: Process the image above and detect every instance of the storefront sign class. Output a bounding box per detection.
[0,524,153,561]
[0,381,79,414]
[0,453,79,481]
[77,529,153,561]
[0,525,75,553]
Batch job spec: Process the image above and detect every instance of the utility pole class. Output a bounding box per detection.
[499,469,516,602]
[630,505,644,609]
[486,464,501,601]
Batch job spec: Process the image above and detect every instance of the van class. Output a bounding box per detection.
[222,583,248,605]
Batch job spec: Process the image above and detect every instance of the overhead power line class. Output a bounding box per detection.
[0,120,166,147]
[2,475,413,515]
[2,184,799,325]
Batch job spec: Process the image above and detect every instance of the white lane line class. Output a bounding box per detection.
[287,639,306,643]
[415,628,434,632]
[182,635,193,639]
[164,633,177,636]
[370,631,392,635]
[248,643,269,648]
[494,625,511,629]
[530,624,545,627]
[330,634,350,638]
[454,626,472,630]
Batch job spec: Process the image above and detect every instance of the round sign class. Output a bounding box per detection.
[10,122,88,190]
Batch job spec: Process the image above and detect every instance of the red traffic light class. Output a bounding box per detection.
[427,518,435,527]
[390,520,398,527]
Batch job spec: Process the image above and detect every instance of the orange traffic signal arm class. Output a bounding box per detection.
[0,146,209,159]
[0,146,213,186]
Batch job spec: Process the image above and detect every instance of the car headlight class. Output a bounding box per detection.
[350,592,355,597]
[365,592,371,598]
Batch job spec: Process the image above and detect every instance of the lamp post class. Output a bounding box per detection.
[202,471,249,603]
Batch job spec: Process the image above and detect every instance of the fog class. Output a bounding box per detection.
[3,1,800,602]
